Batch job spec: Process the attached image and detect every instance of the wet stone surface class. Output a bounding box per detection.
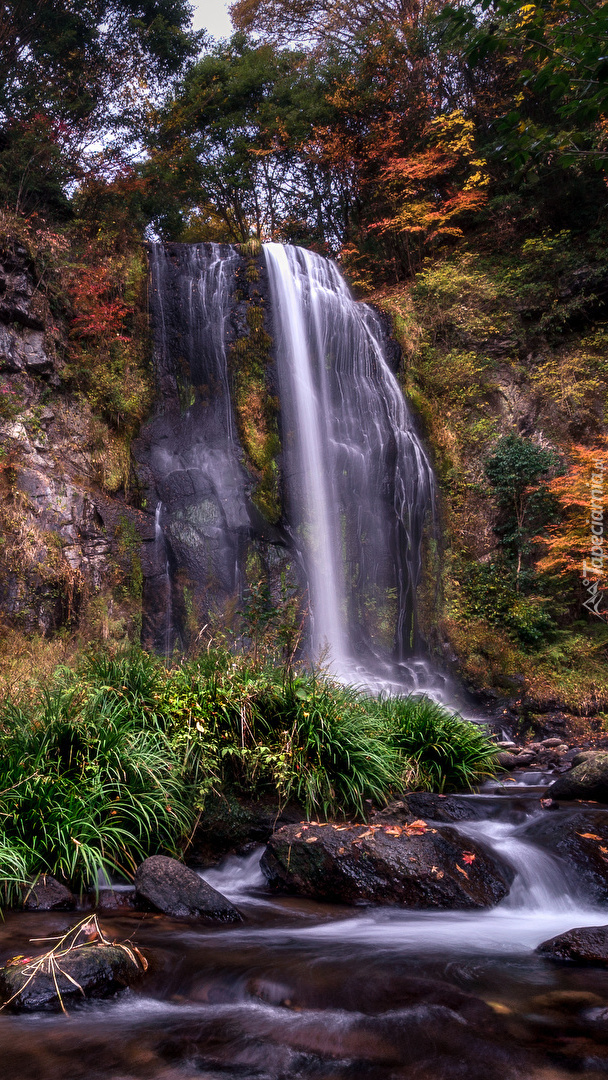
[1,786,608,1077]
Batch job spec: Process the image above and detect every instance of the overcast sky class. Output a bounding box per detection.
[193,0,234,38]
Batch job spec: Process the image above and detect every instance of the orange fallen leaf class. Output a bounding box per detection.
[456,864,469,879]
[577,833,603,841]
[462,852,476,865]
[338,847,346,855]
[305,836,318,844]
[356,829,375,840]
[294,832,302,839]
[409,820,428,830]
[384,826,402,837]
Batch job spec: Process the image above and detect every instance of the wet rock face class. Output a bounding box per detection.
[537,925,608,965]
[134,855,242,922]
[260,821,514,908]
[521,810,608,902]
[0,241,150,633]
[372,793,486,825]
[548,753,608,802]
[0,944,143,1012]
[22,876,76,912]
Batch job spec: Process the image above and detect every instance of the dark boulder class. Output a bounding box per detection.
[520,810,608,902]
[260,821,513,908]
[134,855,242,922]
[22,875,76,911]
[537,925,608,965]
[547,753,608,802]
[0,944,144,1012]
[373,793,486,824]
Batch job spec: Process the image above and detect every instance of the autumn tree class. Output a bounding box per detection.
[0,0,199,216]
[536,440,608,579]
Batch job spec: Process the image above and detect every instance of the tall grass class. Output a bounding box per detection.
[0,648,498,895]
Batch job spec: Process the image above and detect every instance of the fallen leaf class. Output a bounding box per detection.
[409,820,428,830]
[384,826,402,837]
[577,833,603,841]
[338,847,345,855]
[455,864,469,879]
[305,836,318,844]
[601,846,608,855]
[294,832,302,839]
[462,852,476,865]
[356,830,375,840]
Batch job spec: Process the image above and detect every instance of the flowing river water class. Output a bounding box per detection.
[2,779,608,1079]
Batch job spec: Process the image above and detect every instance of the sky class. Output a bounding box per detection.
[193,0,234,38]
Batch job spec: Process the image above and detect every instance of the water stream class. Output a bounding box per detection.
[2,788,608,1079]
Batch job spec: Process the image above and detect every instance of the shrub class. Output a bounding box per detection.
[381,695,498,792]
[0,667,191,892]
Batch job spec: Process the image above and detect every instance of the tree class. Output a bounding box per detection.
[535,440,608,577]
[144,36,344,244]
[484,435,557,587]
[442,0,608,171]
[0,0,199,215]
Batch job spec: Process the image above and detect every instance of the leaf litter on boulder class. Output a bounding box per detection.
[0,914,147,1015]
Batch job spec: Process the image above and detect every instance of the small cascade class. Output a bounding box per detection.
[141,243,254,647]
[263,243,435,683]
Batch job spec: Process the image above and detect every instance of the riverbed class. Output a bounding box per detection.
[1,777,608,1079]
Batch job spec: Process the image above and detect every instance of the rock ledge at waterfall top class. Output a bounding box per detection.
[260,821,514,908]
[521,809,608,903]
[134,855,242,922]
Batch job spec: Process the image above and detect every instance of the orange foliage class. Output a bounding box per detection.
[535,439,608,580]
[69,260,129,343]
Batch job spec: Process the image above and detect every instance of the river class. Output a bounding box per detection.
[1,776,608,1078]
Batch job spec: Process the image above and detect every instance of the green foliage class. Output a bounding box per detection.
[160,652,498,816]
[0,651,191,893]
[485,435,557,569]
[380,695,498,792]
[456,559,557,647]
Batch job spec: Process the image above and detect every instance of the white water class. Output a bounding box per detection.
[263,243,450,701]
[199,810,604,956]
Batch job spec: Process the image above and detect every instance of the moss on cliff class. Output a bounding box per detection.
[376,231,608,713]
[230,250,281,524]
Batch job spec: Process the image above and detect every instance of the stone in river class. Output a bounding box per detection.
[537,925,608,964]
[373,792,485,824]
[521,809,608,903]
[260,821,513,908]
[547,753,608,802]
[134,855,242,922]
[22,874,76,911]
[0,944,144,1012]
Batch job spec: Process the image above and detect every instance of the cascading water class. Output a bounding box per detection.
[264,243,439,693]
[143,240,454,698]
[141,243,254,650]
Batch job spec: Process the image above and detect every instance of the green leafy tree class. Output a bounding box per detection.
[0,0,199,215]
[484,434,557,586]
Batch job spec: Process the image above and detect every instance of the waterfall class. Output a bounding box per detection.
[263,243,435,683]
[141,243,253,648]
[144,241,448,697]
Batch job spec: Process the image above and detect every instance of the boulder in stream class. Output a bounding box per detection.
[134,855,242,922]
[372,792,486,825]
[521,809,608,903]
[21,875,76,911]
[260,821,513,908]
[0,944,144,1012]
[537,925,608,965]
[547,753,608,802]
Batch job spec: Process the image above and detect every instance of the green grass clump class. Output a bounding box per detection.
[0,652,191,896]
[380,694,499,792]
[0,648,498,898]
